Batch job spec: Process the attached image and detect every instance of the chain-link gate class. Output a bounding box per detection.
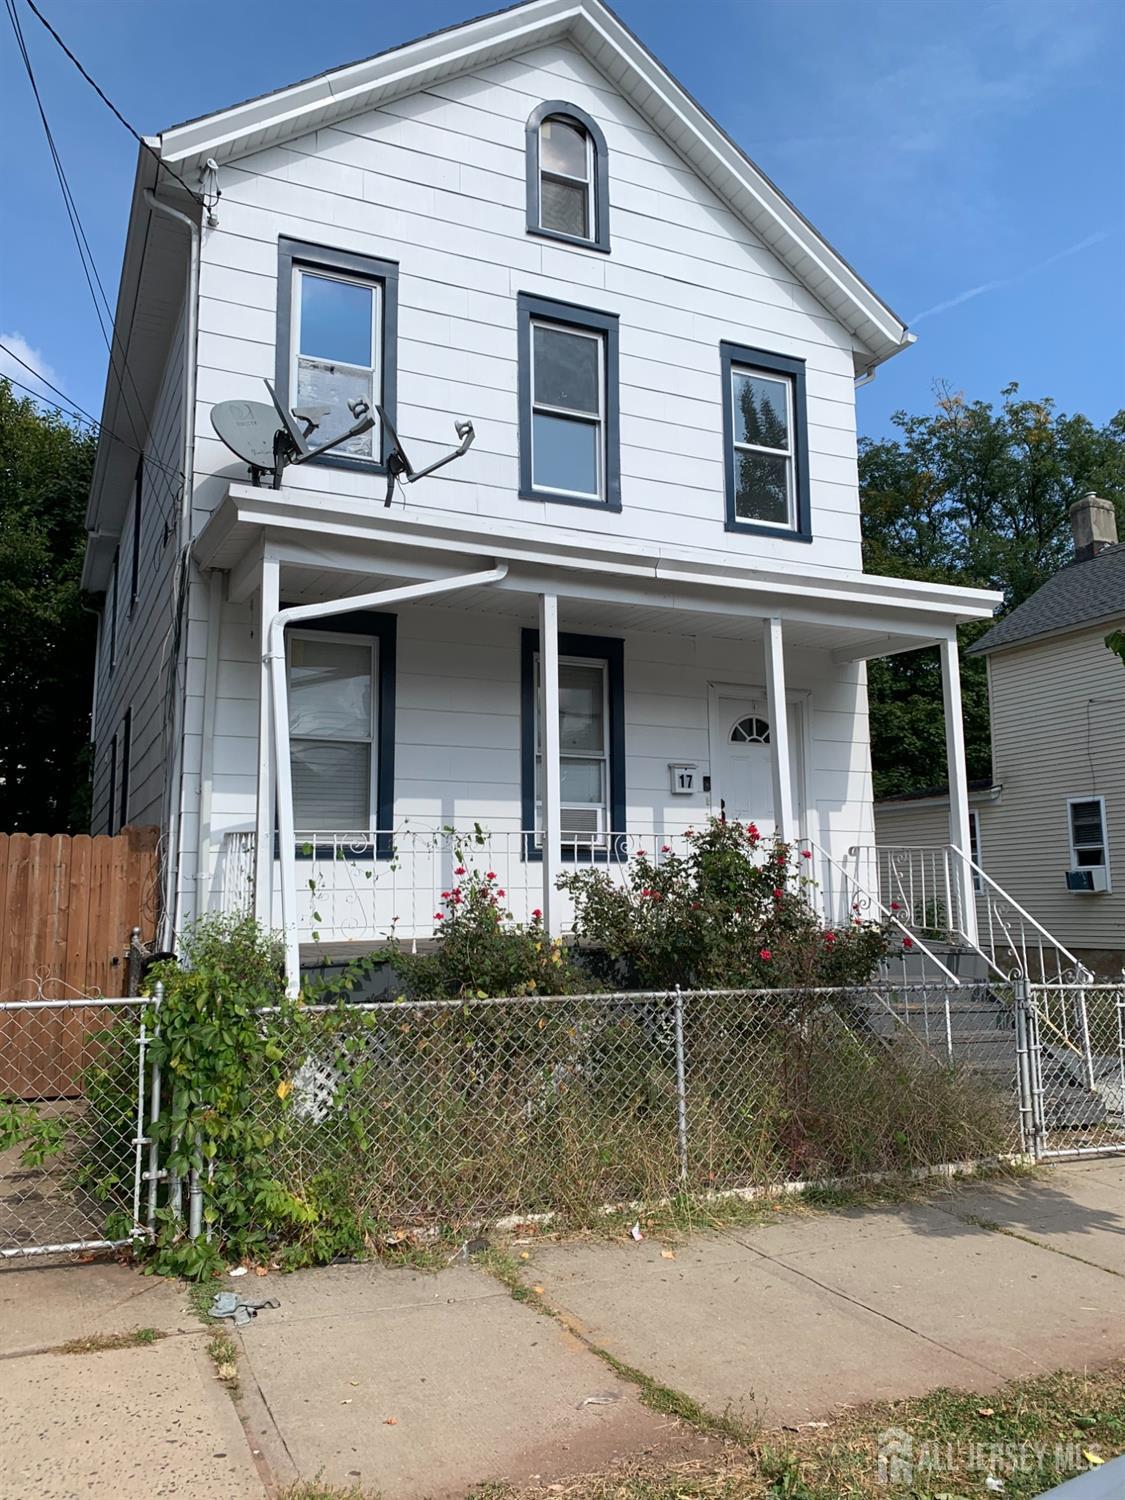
[0,995,152,1261]
[1020,982,1125,1160]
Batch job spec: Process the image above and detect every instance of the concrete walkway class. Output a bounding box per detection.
[1,1160,1123,1499]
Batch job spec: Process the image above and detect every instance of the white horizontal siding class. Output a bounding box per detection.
[985,628,1125,951]
[201,601,872,909]
[90,301,185,836]
[190,38,864,574]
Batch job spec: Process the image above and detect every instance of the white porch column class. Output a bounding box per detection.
[763,616,797,845]
[940,633,978,945]
[254,552,279,928]
[538,592,563,934]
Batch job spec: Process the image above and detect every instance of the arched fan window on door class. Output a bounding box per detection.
[730,715,770,744]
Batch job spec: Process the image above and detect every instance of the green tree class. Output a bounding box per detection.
[0,378,97,830]
[860,384,1125,797]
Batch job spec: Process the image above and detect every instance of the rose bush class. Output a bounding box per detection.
[559,816,889,990]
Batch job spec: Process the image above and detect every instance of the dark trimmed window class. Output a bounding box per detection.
[107,548,119,672]
[129,457,142,613]
[721,342,811,541]
[517,294,620,510]
[521,629,625,860]
[120,707,132,829]
[276,238,399,474]
[106,734,118,837]
[282,608,397,859]
[525,101,610,253]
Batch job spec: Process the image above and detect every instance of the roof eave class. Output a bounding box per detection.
[156,0,908,366]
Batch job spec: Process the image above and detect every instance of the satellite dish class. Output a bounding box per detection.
[210,400,280,475]
[377,405,475,507]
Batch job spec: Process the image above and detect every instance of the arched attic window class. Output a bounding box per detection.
[526,101,610,253]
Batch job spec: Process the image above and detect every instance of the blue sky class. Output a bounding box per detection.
[1,0,1122,442]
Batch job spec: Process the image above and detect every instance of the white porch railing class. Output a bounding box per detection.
[850,844,1090,985]
[217,827,706,946]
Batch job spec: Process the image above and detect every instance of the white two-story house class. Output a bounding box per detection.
[82,0,1006,989]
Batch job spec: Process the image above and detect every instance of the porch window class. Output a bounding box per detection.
[517,294,621,510]
[535,659,610,845]
[1068,797,1108,871]
[525,101,610,253]
[720,342,811,540]
[276,238,399,472]
[288,632,377,832]
[520,628,626,858]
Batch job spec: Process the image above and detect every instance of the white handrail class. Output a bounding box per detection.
[947,845,1088,979]
[806,838,961,986]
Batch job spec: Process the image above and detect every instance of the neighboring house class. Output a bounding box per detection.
[82,0,1010,990]
[876,496,1125,977]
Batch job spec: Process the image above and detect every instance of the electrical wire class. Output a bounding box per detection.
[23,0,207,210]
[4,0,186,541]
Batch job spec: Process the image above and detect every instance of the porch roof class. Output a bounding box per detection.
[196,482,1002,660]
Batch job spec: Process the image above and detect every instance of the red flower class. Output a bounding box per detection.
[661,844,672,853]
[824,931,837,945]
[691,900,701,910]
[441,891,450,899]
[496,888,505,897]
[531,908,542,919]
[640,888,652,898]
[801,849,812,860]
[634,848,647,858]
[902,937,914,950]
[759,948,772,961]
[454,866,466,876]
[747,822,760,841]
[486,871,497,881]
[772,887,784,901]
[890,900,901,912]
[775,850,787,864]
[434,912,445,921]
[651,890,662,901]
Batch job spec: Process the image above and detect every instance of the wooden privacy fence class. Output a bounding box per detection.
[0,828,159,1097]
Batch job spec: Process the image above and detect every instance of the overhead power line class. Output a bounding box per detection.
[23,0,206,208]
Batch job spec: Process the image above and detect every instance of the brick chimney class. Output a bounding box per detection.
[1069,493,1118,563]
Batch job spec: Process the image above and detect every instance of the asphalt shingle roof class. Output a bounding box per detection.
[969,544,1125,655]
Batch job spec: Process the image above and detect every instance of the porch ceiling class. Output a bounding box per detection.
[275,560,944,655]
[197,482,1001,661]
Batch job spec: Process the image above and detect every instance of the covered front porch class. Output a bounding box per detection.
[194,485,1000,988]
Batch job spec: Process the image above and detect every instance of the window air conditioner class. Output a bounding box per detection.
[1066,867,1108,893]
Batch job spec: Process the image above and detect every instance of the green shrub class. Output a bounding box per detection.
[560,818,890,990]
[383,866,587,1000]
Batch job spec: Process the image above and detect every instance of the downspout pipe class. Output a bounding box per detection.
[268,562,510,992]
[144,188,201,950]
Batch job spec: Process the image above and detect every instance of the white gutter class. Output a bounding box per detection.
[268,562,509,991]
[144,188,201,949]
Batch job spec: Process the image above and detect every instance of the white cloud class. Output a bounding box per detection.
[909,231,1111,325]
[0,331,61,397]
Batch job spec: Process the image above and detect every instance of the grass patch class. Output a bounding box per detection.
[279,1486,383,1500]
[205,1324,240,1396]
[57,1327,164,1354]
[475,1362,1125,1498]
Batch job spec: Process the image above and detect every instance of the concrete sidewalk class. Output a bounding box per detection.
[1,1160,1123,1499]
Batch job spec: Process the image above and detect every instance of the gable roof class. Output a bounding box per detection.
[155,0,911,370]
[969,544,1125,656]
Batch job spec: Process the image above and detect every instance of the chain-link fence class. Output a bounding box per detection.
[1,999,147,1261]
[216,987,1019,1240]
[5,982,1120,1265]
[1027,982,1125,1159]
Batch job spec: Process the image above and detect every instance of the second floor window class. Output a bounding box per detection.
[517,294,621,510]
[277,239,400,473]
[721,343,811,541]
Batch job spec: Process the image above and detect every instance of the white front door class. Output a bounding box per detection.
[714,694,802,839]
